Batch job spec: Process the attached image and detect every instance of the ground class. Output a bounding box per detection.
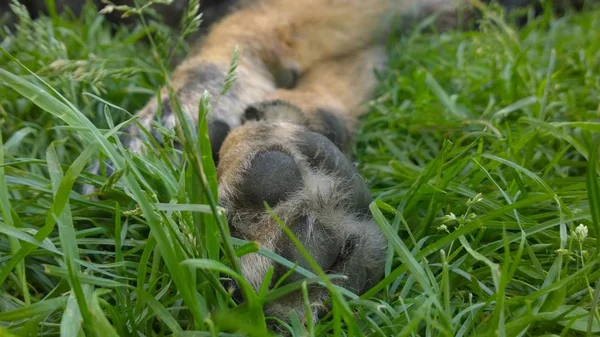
[0,1,599,336]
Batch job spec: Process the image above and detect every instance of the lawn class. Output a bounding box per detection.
[1,1,599,336]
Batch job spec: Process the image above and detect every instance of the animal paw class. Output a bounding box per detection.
[217,120,385,320]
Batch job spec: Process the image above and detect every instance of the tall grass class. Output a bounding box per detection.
[0,0,599,336]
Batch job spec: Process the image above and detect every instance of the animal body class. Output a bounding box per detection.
[82,0,589,323]
[122,0,462,321]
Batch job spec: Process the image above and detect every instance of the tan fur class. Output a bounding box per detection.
[129,0,466,142]
[261,46,388,135]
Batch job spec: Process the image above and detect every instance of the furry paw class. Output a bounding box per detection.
[217,120,385,320]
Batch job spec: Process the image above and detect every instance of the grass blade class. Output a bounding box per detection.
[0,297,68,321]
[587,137,600,257]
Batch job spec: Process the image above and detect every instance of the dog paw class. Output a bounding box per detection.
[217,120,385,320]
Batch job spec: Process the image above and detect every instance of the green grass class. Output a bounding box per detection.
[1,0,600,336]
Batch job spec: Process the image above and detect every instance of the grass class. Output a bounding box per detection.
[1,0,600,336]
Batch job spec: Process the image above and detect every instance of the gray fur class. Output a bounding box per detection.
[294,129,372,213]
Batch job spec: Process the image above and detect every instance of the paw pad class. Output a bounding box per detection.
[237,151,303,208]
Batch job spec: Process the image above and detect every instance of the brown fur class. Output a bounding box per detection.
[129,0,462,148]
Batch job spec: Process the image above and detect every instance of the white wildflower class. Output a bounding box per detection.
[99,5,115,14]
[466,193,484,206]
[573,223,588,242]
[441,212,457,224]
